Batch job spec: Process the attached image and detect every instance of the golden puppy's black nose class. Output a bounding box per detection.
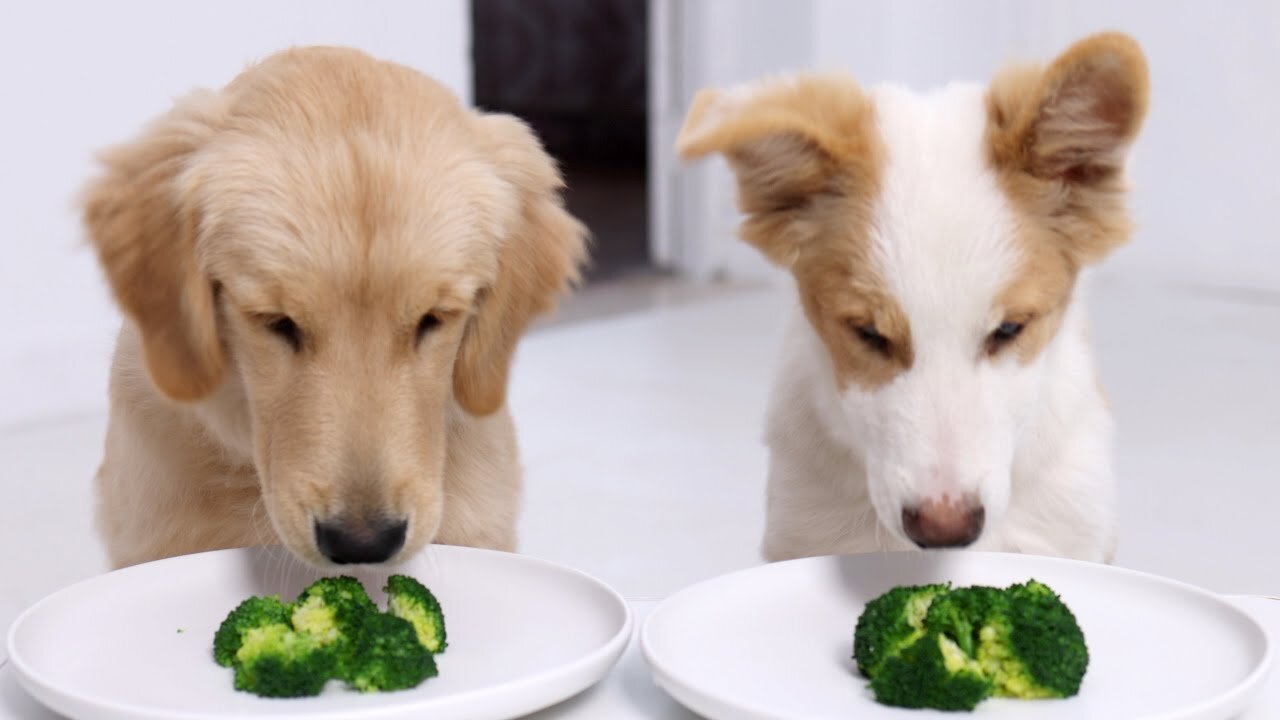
[314,517,408,564]
[902,498,984,548]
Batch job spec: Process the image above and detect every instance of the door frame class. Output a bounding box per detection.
[646,0,815,282]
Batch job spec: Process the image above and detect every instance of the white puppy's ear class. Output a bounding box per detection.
[675,74,880,267]
[989,32,1149,182]
[987,32,1149,263]
[83,91,228,402]
[453,114,589,417]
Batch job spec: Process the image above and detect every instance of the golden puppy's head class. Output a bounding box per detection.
[84,47,586,565]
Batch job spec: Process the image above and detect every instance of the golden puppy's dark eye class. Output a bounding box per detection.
[852,322,891,356]
[986,321,1025,354]
[415,313,441,345]
[267,315,302,352]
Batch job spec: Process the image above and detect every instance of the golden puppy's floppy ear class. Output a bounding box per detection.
[987,32,1149,263]
[83,91,226,401]
[676,74,881,267]
[453,114,588,417]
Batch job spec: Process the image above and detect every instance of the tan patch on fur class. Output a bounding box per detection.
[986,32,1149,363]
[992,242,1078,364]
[678,75,909,389]
[792,237,914,389]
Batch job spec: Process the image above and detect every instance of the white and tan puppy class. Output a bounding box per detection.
[85,47,587,569]
[678,33,1148,562]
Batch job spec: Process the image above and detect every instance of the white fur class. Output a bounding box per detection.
[762,85,1117,563]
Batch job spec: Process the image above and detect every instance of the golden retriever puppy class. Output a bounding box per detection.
[84,47,587,569]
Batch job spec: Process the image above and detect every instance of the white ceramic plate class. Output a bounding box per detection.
[642,552,1272,720]
[6,545,631,720]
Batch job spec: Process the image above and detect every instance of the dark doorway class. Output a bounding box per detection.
[472,0,650,282]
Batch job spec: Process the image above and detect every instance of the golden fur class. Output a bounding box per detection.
[85,47,587,568]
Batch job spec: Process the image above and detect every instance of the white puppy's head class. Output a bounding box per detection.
[679,34,1148,547]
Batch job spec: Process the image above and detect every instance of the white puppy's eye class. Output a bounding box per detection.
[986,321,1025,354]
[416,313,441,345]
[852,322,891,356]
[266,315,302,352]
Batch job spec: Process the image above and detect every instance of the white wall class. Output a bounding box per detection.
[812,0,1280,292]
[654,0,814,283]
[0,1,470,427]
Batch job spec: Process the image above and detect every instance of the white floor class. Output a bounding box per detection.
[2,277,1279,642]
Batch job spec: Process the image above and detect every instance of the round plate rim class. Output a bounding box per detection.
[640,551,1273,720]
[6,545,634,720]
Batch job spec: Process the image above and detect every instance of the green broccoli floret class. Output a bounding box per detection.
[232,622,335,697]
[292,576,378,634]
[852,583,951,678]
[853,579,1088,711]
[385,574,448,654]
[212,595,293,667]
[870,631,992,711]
[213,574,448,697]
[292,576,378,679]
[976,580,1088,699]
[347,612,439,692]
[923,585,1007,657]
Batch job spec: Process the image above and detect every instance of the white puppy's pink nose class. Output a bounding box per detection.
[902,496,984,548]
